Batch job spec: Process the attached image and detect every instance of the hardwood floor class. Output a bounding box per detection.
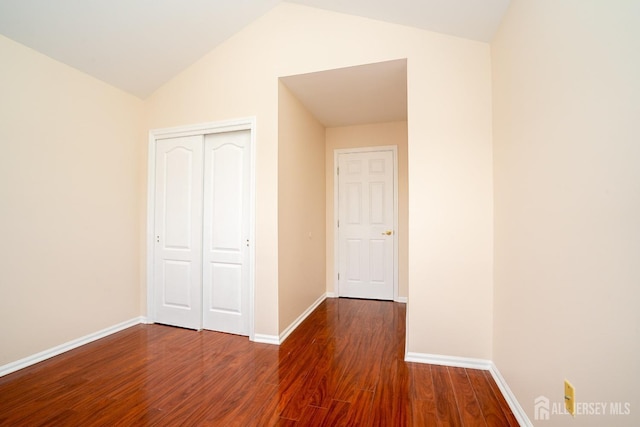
[0,298,519,426]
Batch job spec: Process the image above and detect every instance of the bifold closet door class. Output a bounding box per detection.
[153,135,204,330]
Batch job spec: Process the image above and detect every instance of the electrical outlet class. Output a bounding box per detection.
[564,380,575,416]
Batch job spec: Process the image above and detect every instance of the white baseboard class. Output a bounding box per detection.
[279,293,327,344]
[252,334,280,345]
[251,293,328,346]
[489,363,532,427]
[405,352,493,370]
[0,317,144,378]
[326,292,403,303]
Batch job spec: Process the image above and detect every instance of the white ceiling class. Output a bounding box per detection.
[0,0,510,100]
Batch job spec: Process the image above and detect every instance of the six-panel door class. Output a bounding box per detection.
[337,150,395,300]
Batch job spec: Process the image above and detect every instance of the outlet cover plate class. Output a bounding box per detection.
[565,380,575,416]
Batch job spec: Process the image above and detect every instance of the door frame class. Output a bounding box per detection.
[146,117,256,339]
[333,145,399,301]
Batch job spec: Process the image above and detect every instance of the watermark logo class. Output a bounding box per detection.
[534,395,631,421]
[534,396,550,420]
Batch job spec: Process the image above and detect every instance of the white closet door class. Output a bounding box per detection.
[153,136,204,330]
[202,130,251,335]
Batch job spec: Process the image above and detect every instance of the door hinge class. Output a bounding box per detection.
[337,219,340,228]
[338,273,340,280]
[337,167,339,175]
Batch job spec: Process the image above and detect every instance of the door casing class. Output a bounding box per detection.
[146,117,256,339]
[333,145,399,301]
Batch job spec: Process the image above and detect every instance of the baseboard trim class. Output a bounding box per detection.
[251,293,328,346]
[325,293,403,303]
[0,317,144,378]
[279,293,327,344]
[252,334,280,345]
[405,352,493,370]
[489,363,533,427]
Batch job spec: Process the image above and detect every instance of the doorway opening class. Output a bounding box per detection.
[277,59,408,330]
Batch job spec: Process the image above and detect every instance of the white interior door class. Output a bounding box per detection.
[202,130,251,335]
[153,135,204,330]
[337,150,395,300]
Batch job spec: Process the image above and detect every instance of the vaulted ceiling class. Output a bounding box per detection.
[0,0,510,99]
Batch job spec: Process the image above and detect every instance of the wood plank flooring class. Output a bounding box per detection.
[0,298,519,426]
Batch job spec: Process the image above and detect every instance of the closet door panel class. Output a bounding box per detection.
[202,130,251,335]
[153,135,203,330]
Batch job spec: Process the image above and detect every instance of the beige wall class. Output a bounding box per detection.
[145,3,493,351]
[492,1,640,425]
[278,82,327,332]
[406,37,493,359]
[325,122,408,299]
[0,35,144,366]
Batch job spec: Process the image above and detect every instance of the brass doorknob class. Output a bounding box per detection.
[382,230,393,236]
